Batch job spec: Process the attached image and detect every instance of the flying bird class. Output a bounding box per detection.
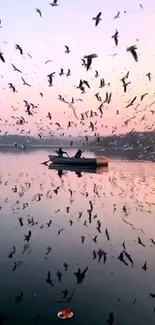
[15,44,23,55]
[50,0,59,6]
[21,78,31,87]
[114,11,120,19]
[84,54,98,71]
[92,12,102,26]
[146,72,151,81]
[36,8,42,17]
[112,30,119,46]
[11,64,22,73]
[126,96,137,108]
[0,51,5,62]
[126,45,138,62]
[65,45,70,53]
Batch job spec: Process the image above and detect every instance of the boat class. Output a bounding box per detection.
[48,155,109,167]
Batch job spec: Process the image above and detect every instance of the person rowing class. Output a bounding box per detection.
[74,149,83,158]
[55,147,69,157]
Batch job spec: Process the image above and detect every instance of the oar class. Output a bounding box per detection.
[41,159,51,165]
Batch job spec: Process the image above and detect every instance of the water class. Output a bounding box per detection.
[0,149,155,325]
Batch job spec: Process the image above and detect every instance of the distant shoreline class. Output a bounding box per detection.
[0,145,154,162]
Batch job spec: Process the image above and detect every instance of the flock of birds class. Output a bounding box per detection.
[0,1,155,148]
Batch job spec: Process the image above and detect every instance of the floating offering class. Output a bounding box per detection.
[57,309,73,319]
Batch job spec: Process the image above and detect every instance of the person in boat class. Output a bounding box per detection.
[74,149,83,158]
[55,147,69,157]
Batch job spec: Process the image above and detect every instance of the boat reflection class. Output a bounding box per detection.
[48,163,109,177]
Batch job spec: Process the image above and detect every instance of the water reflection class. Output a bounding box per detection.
[0,150,155,325]
[48,163,109,177]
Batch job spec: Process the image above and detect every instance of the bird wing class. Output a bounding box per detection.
[97,12,102,19]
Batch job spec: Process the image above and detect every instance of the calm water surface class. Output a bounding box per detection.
[0,149,155,325]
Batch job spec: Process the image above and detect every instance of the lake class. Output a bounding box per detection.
[0,148,155,325]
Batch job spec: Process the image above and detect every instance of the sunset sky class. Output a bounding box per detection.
[0,0,155,137]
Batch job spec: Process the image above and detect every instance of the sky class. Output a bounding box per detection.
[0,0,155,138]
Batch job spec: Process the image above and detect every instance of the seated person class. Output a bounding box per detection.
[55,147,69,157]
[74,149,83,158]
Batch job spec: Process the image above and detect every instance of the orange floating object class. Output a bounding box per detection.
[57,309,73,319]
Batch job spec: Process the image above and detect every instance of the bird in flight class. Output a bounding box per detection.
[126,45,138,62]
[11,64,22,73]
[15,44,23,55]
[92,12,102,26]
[112,30,119,46]
[36,9,42,17]
[0,51,5,62]
[65,45,70,53]
[83,54,98,70]
[114,11,120,19]
[21,77,31,87]
[146,72,151,81]
[50,0,59,6]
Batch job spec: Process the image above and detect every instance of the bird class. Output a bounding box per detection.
[66,69,71,77]
[15,44,23,55]
[140,93,148,101]
[126,45,138,62]
[126,96,137,108]
[65,45,70,53]
[140,4,143,9]
[142,261,147,271]
[146,72,151,81]
[0,51,5,62]
[95,70,99,78]
[21,78,31,87]
[92,12,102,26]
[81,236,85,244]
[59,68,64,76]
[99,78,105,88]
[112,30,119,46]
[114,11,120,19]
[11,64,22,73]
[83,54,98,71]
[138,237,145,247]
[50,0,59,6]
[36,9,42,17]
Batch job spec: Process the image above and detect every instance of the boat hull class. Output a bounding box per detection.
[48,155,109,166]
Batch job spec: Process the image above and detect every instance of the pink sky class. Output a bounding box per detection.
[0,0,155,137]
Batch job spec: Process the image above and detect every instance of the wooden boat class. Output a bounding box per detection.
[48,155,109,167]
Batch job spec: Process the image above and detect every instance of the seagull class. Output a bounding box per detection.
[95,70,99,78]
[59,68,64,76]
[36,9,42,17]
[50,0,58,6]
[114,11,120,19]
[21,77,31,87]
[66,69,71,77]
[0,51,5,63]
[83,54,98,71]
[11,64,22,73]
[146,72,151,81]
[112,30,119,46]
[65,45,70,53]
[126,45,138,62]
[15,44,23,55]
[99,78,105,88]
[45,60,53,64]
[92,12,102,26]
[126,96,137,108]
